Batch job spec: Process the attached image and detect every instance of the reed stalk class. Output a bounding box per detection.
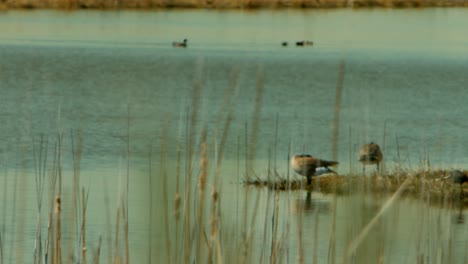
[245,188,263,264]
[260,152,272,264]
[71,130,83,263]
[195,131,208,263]
[329,59,346,264]
[296,194,304,264]
[270,114,280,264]
[160,118,171,264]
[113,207,121,263]
[183,78,202,263]
[285,142,291,262]
[47,212,53,264]
[246,67,264,181]
[332,60,345,162]
[0,151,7,264]
[312,192,320,264]
[396,135,401,184]
[122,195,129,264]
[55,196,62,264]
[33,134,48,264]
[236,134,241,255]
[9,140,20,264]
[81,188,89,264]
[103,178,112,264]
[147,143,153,264]
[94,236,102,264]
[242,121,249,262]
[0,233,2,264]
[46,136,61,264]
[381,120,388,175]
[54,132,64,264]
[209,70,238,264]
[125,104,130,264]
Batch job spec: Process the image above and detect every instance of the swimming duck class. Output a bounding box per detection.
[296,40,313,46]
[172,38,188,48]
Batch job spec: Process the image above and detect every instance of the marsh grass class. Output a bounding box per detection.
[6,122,133,264]
[244,170,468,205]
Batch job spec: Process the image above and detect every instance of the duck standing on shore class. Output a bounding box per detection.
[451,170,468,195]
[359,142,383,174]
[291,154,338,185]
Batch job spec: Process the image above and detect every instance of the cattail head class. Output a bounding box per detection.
[211,188,218,204]
[174,192,181,220]
[199,141,207,192]
[55,196,61,214]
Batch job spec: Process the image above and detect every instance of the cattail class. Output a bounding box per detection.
[211,188,218,204]
[174,193,181,220]
[55,196,61,214]
[199,141,207,192]
[210,187,219,239]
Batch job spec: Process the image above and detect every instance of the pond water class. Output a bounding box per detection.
[0,8,467,263]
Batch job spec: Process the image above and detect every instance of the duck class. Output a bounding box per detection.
[358,142,383,174]
[296,40,313,47]
[172,38,188,48]
[451,170,468,195]
[291,154,338,185]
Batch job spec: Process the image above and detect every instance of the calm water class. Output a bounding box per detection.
[0,8,467,263]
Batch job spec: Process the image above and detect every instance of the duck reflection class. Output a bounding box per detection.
[294,191,330,215]
[454,199,465,224]
[455,206,464,224]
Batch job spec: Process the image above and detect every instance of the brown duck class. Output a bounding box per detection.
[358,142,383,174]
[291,154,338,185]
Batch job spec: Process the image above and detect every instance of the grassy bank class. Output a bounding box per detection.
[245,169,468,207]
[1,0,468,10]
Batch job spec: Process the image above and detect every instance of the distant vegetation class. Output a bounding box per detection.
[1,0,468,10]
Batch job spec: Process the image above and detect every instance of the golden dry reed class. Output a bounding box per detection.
[329,58,346,264]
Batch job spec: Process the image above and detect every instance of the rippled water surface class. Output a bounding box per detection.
[0,8,467,263]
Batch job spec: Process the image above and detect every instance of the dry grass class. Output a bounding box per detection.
[1,0,468,10]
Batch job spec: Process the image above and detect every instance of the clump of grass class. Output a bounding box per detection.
[245,169,468,206]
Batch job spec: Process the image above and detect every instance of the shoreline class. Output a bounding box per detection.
[1,0,468,11]
[245,169,468,207]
